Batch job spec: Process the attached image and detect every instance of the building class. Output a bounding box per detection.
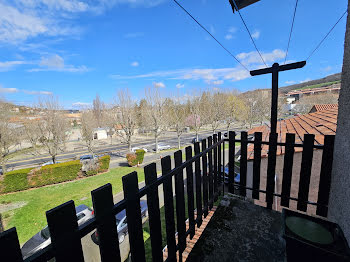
[246,107,337,213]
[286,83,340,101]
[93,128,108,140]
[309,103,338,113]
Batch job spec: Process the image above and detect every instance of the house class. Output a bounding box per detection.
[285,83,340,100]
[246,107,337,214]
[309,103,338,113]
[93,128,108,140]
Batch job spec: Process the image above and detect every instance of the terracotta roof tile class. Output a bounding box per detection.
[311,104,338,112]
[246,107,337,160]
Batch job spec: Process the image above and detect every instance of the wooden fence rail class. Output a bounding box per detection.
[0,131,335,262]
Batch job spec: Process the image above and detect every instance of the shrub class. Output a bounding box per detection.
[98,155,110,172]
[30,160,81,187]
[86,169,98,176]
[135,149,145,165]
[2,168,32,193]
[126,153,138,167]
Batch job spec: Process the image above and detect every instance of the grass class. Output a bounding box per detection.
[0,166,145,244]
[295,80,340,91]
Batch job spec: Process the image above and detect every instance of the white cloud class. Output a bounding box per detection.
[228,27,237,33]
[252,30,260,39]
[300,78,312,83]
[72,102,91,107]
[209,25,215,34]
[322,66,332,72]
[153,82,165,88]
[225,34,233,40]
[0,60,28,71]
[212,80,224,85]
[22,90,53,95]
[237,49,286,66]
[131,61,139,67]
[28,54,90,72]
[176,83,184,89]
[124,32,144,38]
[0,86,18,93]
[285,80,296,85]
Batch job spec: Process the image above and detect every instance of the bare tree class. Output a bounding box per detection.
[167,96,187,149]
[186,94,206,141]
[0,101,19,173]
[207,92,223,134]
[93,94,105,127]
[80,110,96,154]
[33,96,68,163]
[114,89,137,152]
[144,87,167,153]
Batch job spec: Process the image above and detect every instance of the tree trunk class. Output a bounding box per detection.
[178,135,181,149]
[155,135,159,153]
[128,139,131,152]
[196,131,199,141]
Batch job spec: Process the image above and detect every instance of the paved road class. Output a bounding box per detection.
[7,129,234,169]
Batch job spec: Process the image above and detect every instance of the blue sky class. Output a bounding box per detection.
[0,0,347,108]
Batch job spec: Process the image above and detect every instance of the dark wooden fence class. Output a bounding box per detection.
[0,131,335,262]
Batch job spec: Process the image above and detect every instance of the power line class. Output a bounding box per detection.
[284,0,299,64]
[230,0,267,67]
[172,0,250,72]
[306,9,348,61]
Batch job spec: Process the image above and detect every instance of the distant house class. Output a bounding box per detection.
[93,128,108,140]
[309,103,338,113]
[245,107,337,214]
[285,83,340,101]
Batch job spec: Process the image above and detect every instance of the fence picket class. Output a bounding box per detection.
[229,131,236,194]
[201,139,209,217]
[185,146,195,238]
[46,200,84,262]
[218,132,222,195]
[280,133,296,207]
[144,163,163,262]
[174,150,187,254]
[91,183,121,262]
[240,132,248,197]
[0,228,23,262]
[252,132,262,200]
[161,156,176,262]
[207,136,214,209]
[297,134,315,212]
[213,134,219,200]
[266,133,278,209]
[317,135,335,217]
[194,142,203,227]
[122,172,146,262]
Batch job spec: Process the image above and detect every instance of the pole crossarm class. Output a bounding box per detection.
[250,61,306,76]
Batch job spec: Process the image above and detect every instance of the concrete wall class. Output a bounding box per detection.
[328,0,350,242]
[247,150,323,215]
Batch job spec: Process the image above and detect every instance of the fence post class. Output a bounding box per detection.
[122,172,146,262]
[91,183,121,262]
[281,133,296,207]
[252,132,262,200]
[240,132,248,197]
[266,133,278,210]
[228,131,236,194]
[218,132,222,195]
[213,134,218,200]
[0,228,23,262]
[46,200,85,262]
[161,156,176,262]
[144,163,163,262]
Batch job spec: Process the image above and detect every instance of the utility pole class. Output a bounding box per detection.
[250,61,306,134]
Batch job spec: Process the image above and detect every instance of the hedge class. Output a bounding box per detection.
[30,160,81,187]
[126,150,145,167]
[2,168,32,193]
[98,155,110,172]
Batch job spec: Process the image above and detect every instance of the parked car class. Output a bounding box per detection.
[41,161,60,167]
[91,200,148,246]
[223,164,240,185]
[21,205,93,259]
[191,137,202,144]
[154,143,171,151]
[79,155,98,161]
[131,147,148,153]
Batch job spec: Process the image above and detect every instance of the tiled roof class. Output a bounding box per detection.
[310,104,338,112]
[286,85,340,96]
[246,107,338,160]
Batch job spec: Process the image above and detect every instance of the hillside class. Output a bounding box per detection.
[279,73,341,94]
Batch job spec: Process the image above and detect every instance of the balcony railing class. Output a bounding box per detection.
[0,131,335,262]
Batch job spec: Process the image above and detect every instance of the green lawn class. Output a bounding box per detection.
[0,166,145,244]
[294,80,340,90]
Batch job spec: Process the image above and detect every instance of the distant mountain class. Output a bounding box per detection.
[279,73,341,94]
